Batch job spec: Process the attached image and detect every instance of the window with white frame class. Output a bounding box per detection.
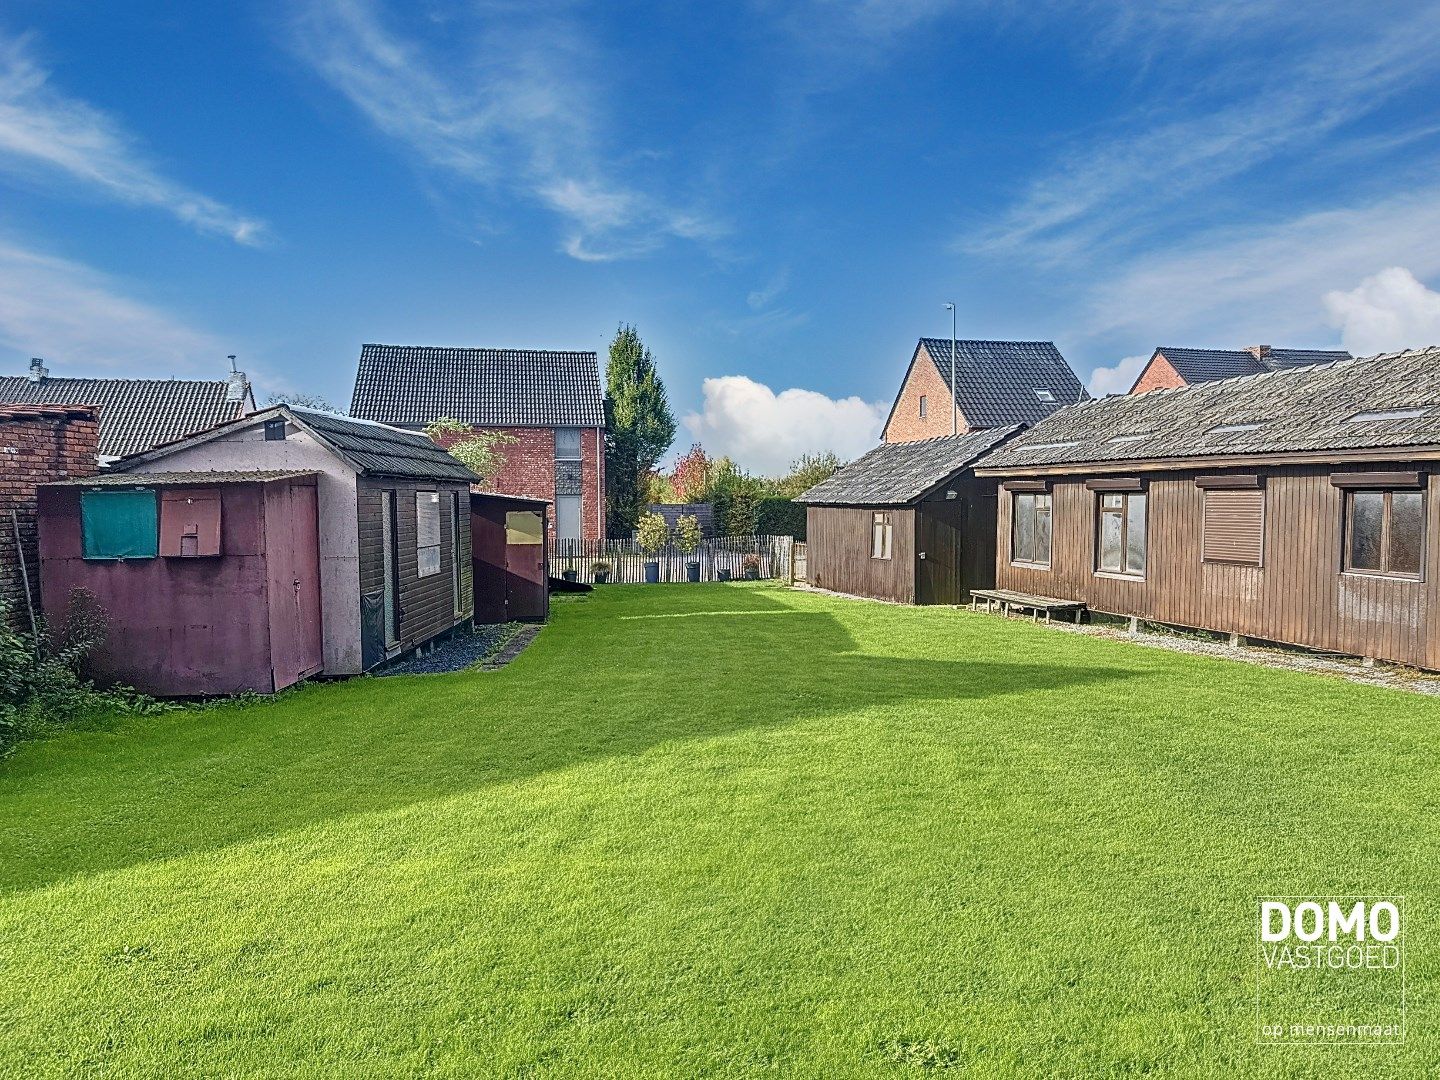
[871,511,893,560]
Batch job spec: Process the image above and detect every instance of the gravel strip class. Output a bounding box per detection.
[376,623,526,676]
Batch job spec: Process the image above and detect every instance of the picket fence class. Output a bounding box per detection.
[550,535,795,585]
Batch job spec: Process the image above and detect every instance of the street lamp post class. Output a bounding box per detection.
[943,302,957,435]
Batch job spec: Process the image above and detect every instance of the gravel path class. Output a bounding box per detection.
[377,623,533,676]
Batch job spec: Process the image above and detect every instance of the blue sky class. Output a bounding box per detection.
[5,1,1440,473]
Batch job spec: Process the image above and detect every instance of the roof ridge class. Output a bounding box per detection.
[361,343,598,356]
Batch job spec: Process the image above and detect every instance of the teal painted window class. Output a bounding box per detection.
[81,490,158,560]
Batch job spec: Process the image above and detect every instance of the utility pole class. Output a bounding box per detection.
[944,302,958,435]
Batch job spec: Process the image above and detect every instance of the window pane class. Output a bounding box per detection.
[1014,494,1034,562]
[555,495,582,541]
[1389,492,1424,575]
[883,523,892,560]
[1099,509,1123,571]
[1102,493,1123,510]
[1350,492,1384,571]
[1126,494,1147,573]
[1036,503,1052,564]
[555,428,582,460]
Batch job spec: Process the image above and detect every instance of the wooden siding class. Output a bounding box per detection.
[357,476,472,666]
[994,461,1438,669]
[806,505,916,603]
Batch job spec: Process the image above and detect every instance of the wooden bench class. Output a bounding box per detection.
[969,588,1086,624]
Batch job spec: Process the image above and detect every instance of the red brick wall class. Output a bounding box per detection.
[1129,353,1186,394]
[883,343,973,443]
[431,425,604,542]
[0,410,99,632]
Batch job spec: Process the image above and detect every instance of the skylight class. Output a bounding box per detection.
[1026,440,1080,450]
[1107,433,1151,444]
[1208,421,1263,434]
[1033,388,1056,403]
[1344,407,1431,423]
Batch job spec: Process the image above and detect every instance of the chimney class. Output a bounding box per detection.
[27,357,48,383]
[224,354,249,404]
[1244,345,1271,361]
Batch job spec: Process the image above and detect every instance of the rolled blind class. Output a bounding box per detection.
[1202,488,1264,564]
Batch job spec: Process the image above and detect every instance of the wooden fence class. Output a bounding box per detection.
[550,535,795,584]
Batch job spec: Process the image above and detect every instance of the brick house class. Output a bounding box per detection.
[0,404,99,632]
[1127,346,1352,394]
[349,344,605,542]
[882,339,1086,443]
[0,357,255,461]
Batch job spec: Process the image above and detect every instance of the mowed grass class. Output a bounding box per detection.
[1,583,1437,1078]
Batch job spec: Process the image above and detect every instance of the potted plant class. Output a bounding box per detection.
[742,553,762,581]
[591,560,612,584]
[561,567,578,582]
[676,514,702,582]
[717,568,733,582]
[636,511,669,583]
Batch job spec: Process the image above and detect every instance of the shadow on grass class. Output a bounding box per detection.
[0,585,1135,893]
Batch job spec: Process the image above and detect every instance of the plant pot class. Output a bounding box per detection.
[686,561,701,583]
[593,571,610,584]
[644,560,660,584]
[561,569,578,582]
[716,569,732,582]
[743,567,760,581]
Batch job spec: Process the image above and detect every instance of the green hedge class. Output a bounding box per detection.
[755,498,807,540]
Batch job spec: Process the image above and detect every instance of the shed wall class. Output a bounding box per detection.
[805,505,917,603]
[993,461,1439,668]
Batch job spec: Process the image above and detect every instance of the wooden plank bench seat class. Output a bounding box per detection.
[969,588,1086,623]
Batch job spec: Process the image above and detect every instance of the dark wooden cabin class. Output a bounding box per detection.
[974,345,1440,670]
[38,471,323,696]
[797,428,1018,604]
[472,492,549,623]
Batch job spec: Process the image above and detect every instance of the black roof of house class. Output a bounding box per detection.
[0,374,251,458]
[114,405,479,482]
[897,339,1087,429]
[349,344,605,429]
[797,426,1021,506]
[1149,346,1352,387]
[975,347,1440,472]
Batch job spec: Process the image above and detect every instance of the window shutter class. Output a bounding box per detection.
[81,490,158,560]
[1203,488,1264,565]
[159,489,221,557]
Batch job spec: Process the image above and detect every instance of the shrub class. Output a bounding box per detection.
[755,497,807,539]
[0,590,161,757]
[635,512,669,555]
[591,560,612,573]
[675,514,702,555]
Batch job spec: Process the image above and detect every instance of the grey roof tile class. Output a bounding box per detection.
[798,426,1021,506]
[1153,346,1352,386]
[46,470,316,487]
[913,339,1087,428]
[349,344,604,428]
[0,375,248,457]
[976,347,1440,471]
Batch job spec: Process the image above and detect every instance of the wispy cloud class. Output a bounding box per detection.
[0,31,269,245]
[1083,188,1440,346]
[747,267,790,310]
[962,12,1440,262]
[288,0,720,261]
[0,237,228,371]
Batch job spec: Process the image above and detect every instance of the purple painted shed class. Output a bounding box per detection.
[37,470,324,697]
[472,492,549,623]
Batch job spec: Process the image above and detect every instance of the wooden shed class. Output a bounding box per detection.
[973,345,1440,670]
[796,428,1018,604]
[101,405,480,675]
[472,492,549,623]
[37,471,323,696]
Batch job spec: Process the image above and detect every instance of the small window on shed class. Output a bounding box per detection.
[1202,489,1263,565]
[870,512,893,560]
[505,510,544,545]
[81,489,157,560]
[416,491,442,577]
[1345,490,1425,578]
[159,489,222,557]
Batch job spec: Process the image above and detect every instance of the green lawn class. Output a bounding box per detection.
[1,583,1436,1077]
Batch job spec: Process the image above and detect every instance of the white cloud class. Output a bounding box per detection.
[683,375,887,475]
[1324,267,1440,356]
[1086,354,1148,397]
[289,0,718,260]
[0,237,228,372]
[0,31,268,245]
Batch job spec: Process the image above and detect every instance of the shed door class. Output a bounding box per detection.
[505,510,547,620]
